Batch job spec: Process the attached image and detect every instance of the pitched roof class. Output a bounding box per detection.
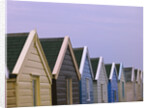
[90,58,99,78]
[40,36,81,80]
[73,48,84,68]
[134,69,138,81]
[124,67,133,82]
[7,33,29,78]
[105,64,112,79]
[115,64,120,76]
[40,38,64,71]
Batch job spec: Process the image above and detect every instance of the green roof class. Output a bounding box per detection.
[90,58,99,79]
[105,64,112,78]
[7,33,29,78]
[124,67,132,82]
[115,64,120,76]
[40,38,64,72]
[73,48,84,68]
[134,69,138,81]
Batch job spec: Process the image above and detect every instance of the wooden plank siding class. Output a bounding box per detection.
[17,41,52,107]
[97,65,108,103]
[7,79,17,107]
[80,56,94,104]
[118,70,126,102]
[52,47,80,105]
[108,69,119,102]
[125,82,135,102]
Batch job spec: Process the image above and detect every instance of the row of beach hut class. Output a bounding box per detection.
[6,30,143,107]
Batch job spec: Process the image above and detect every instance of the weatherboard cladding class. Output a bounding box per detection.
[90,58,99,79]
[105,64,119,102]
[74,48,94,104]
[124,68,132,82]
[40,38,80,105]
[7,33,29,78]
[55,47,80,105]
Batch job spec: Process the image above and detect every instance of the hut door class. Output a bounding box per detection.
[32,76,40,106]
[66,79,72,104]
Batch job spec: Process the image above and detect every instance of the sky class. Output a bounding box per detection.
[7,0,143,70]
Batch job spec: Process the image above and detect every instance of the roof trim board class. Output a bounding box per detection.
[53,36,81,80]
[95,57,101,80]
[11,30,52,83]
[79,46,94,79]
[109,62,118,80]
[131,67,135,82]
[12,30,35,75]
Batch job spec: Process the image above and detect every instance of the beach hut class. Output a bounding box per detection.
[73,46,94,104]
[105,63,118,102]
[91,57,108,103]
[7,30,52,107]
[40,36,81,105]
[115,63,126,102]
[124,67,136,101]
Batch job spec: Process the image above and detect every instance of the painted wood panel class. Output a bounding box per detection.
[17,41,52,107]
[125,82,135,101]
[52,47,80,105]
[80,56,94,104]
[108,69,119,102]
[118,69,126,102]
[7,79,16,107]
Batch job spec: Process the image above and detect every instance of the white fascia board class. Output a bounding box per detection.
[12,30,36,74]
[86,46,94,79]
[95,57,102,80]
[118,63,123,80]
[110,62,118,80]
[79,46,87,76]
[131,67,135,82]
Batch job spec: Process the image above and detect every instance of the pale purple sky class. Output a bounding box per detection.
[7,1,143,70]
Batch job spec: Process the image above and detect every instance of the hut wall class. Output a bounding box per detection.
[7,79,16,107]
[54,48,80,105]
[17,42,52,107]
[80,56,94,104]
[97,65,108,103]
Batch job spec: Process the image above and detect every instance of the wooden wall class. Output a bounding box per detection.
[80,55,94,104]
[7,79,16,107]
[118,70,126,102]
[125,82,135,101]
[93,81,98,103]
[108,70,118,102]
[52,47,80,105]
[16,42,52,107]
[97,64,108,103]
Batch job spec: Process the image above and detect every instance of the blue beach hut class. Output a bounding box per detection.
[105,63,119,102]
[73,46,94,104]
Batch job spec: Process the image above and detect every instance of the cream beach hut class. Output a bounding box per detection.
[7,30,52,107]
